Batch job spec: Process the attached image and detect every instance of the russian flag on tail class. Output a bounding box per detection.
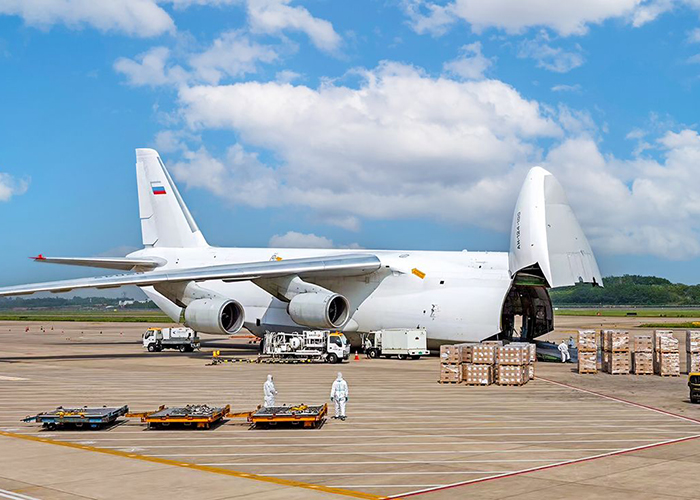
[151,182,166,195]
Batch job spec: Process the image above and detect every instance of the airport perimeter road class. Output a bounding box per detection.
[2,322,700,500]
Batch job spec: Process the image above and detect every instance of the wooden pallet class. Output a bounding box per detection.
[578,370,598,374]
[437,380,462,384]
[496,382,527,387]
[464,382,492,386]
[658,373,680,377]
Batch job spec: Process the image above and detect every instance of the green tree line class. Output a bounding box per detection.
[551,275,700,306]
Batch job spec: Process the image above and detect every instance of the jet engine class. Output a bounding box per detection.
[287,292,349,329]
[184,297,245,335]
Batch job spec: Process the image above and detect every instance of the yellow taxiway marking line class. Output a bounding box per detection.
[0,430,382,500]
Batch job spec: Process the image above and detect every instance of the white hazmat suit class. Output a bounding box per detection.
[263,374,277,407]
[558,341,570,363]
[330,372,349,420]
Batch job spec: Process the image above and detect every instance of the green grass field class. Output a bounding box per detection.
[555,308,700,318]
[0,309,173,323]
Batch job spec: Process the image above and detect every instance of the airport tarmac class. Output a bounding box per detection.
[2,320,700,500]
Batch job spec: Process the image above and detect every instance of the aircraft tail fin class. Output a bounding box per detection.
[135,148,207,248]
[509,167,602,288]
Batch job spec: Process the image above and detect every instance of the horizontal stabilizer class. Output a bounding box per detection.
[0,254,382,297]
[32,255,165,271]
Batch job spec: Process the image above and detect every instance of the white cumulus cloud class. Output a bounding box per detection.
[245,0,342,52]
[442,42,492,79]
[0,0,175,37]
[518,32,585,73]
[114,47,188,87]
[269,231,360,249]
[0,172,29,202]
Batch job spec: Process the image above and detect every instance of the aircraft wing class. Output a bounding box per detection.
[0,254,382,296]
[31,255,165,271]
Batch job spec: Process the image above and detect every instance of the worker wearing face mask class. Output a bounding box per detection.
[263,374,278,407]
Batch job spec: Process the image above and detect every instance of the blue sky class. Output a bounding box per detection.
[1,0,700,292]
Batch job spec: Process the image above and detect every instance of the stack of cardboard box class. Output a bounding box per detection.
[439,345,463,383]
[495,344,529,386]
[462,344,496,385]
[653,330,680,377]
[577,330,597,374]
[632,335,653,375]
[686,331,700,373]
[602,330,630,374]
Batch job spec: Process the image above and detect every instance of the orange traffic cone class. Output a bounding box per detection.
[354,351,359,361]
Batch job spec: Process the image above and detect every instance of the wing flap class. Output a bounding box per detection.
[32,255,165,271]
[0,254,382,297]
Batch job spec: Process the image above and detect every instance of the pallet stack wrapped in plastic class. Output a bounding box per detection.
[495,344,529,386]
[632,335,653,375]
[577,330,597,374]
[439,344,463,383]
[462,343,495,386]
[686,331,700,373]
[653,330,680,377]
[601,330,630,374]
[510,342,536,379]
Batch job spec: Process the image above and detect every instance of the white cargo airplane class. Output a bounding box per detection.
[0,149,601,347]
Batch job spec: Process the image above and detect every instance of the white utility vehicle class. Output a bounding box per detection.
[362,329,430,360]
[262,330,350,363]
[143,327,200,353]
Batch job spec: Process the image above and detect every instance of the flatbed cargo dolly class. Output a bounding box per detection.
[247,404,328,429]
[127,404,230,429]
[22,405,128,430]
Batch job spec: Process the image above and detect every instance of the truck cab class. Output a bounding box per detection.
[327,332,351,363]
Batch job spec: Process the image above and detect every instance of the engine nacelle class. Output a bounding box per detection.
[184,297,245,335]
[288,292,350,329]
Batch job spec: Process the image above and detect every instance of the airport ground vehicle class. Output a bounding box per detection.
[262,330,350,363]
[362,329,429,360]
[689,373,700,403]
[143,327,200,353]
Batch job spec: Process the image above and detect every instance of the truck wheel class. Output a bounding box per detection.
[411,355,420,360]
[327,353,339,364]
[368,349,379,359]
[147,344,156,352]
[397,354,407,360]
[179,345,187,353]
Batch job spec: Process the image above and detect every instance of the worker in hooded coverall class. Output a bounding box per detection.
[558,341,570,363]
[330,372,349,420]
[263,374,277,407]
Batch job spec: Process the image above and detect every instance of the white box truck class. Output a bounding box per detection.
[362,329,429,359]
[143,327,200,353]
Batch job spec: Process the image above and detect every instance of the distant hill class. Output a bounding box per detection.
[550,275,700,306]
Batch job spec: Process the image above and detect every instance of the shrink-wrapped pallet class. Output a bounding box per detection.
[632,352,653,375]
[456,343,477,363]
[578,351,597,374]
[496,345,529,365]
[578,330,597,352]
[495,365,528,386]
[510,342,537,363]
[686,352,700,373]
[462,364,493,385]
[602,330,630,352]
[602,351,630,374]
[527,363,535,380]
[686,331,700,353]
[439,363,462,383]
[470,344,496,365]
[656,352,680,376]
[440,344,461,364]
[633,335,653,353]
[654,330,678,353]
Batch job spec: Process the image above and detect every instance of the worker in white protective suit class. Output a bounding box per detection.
[263,374,278,407]
[330,372,349,420]
[558,341,570,363]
